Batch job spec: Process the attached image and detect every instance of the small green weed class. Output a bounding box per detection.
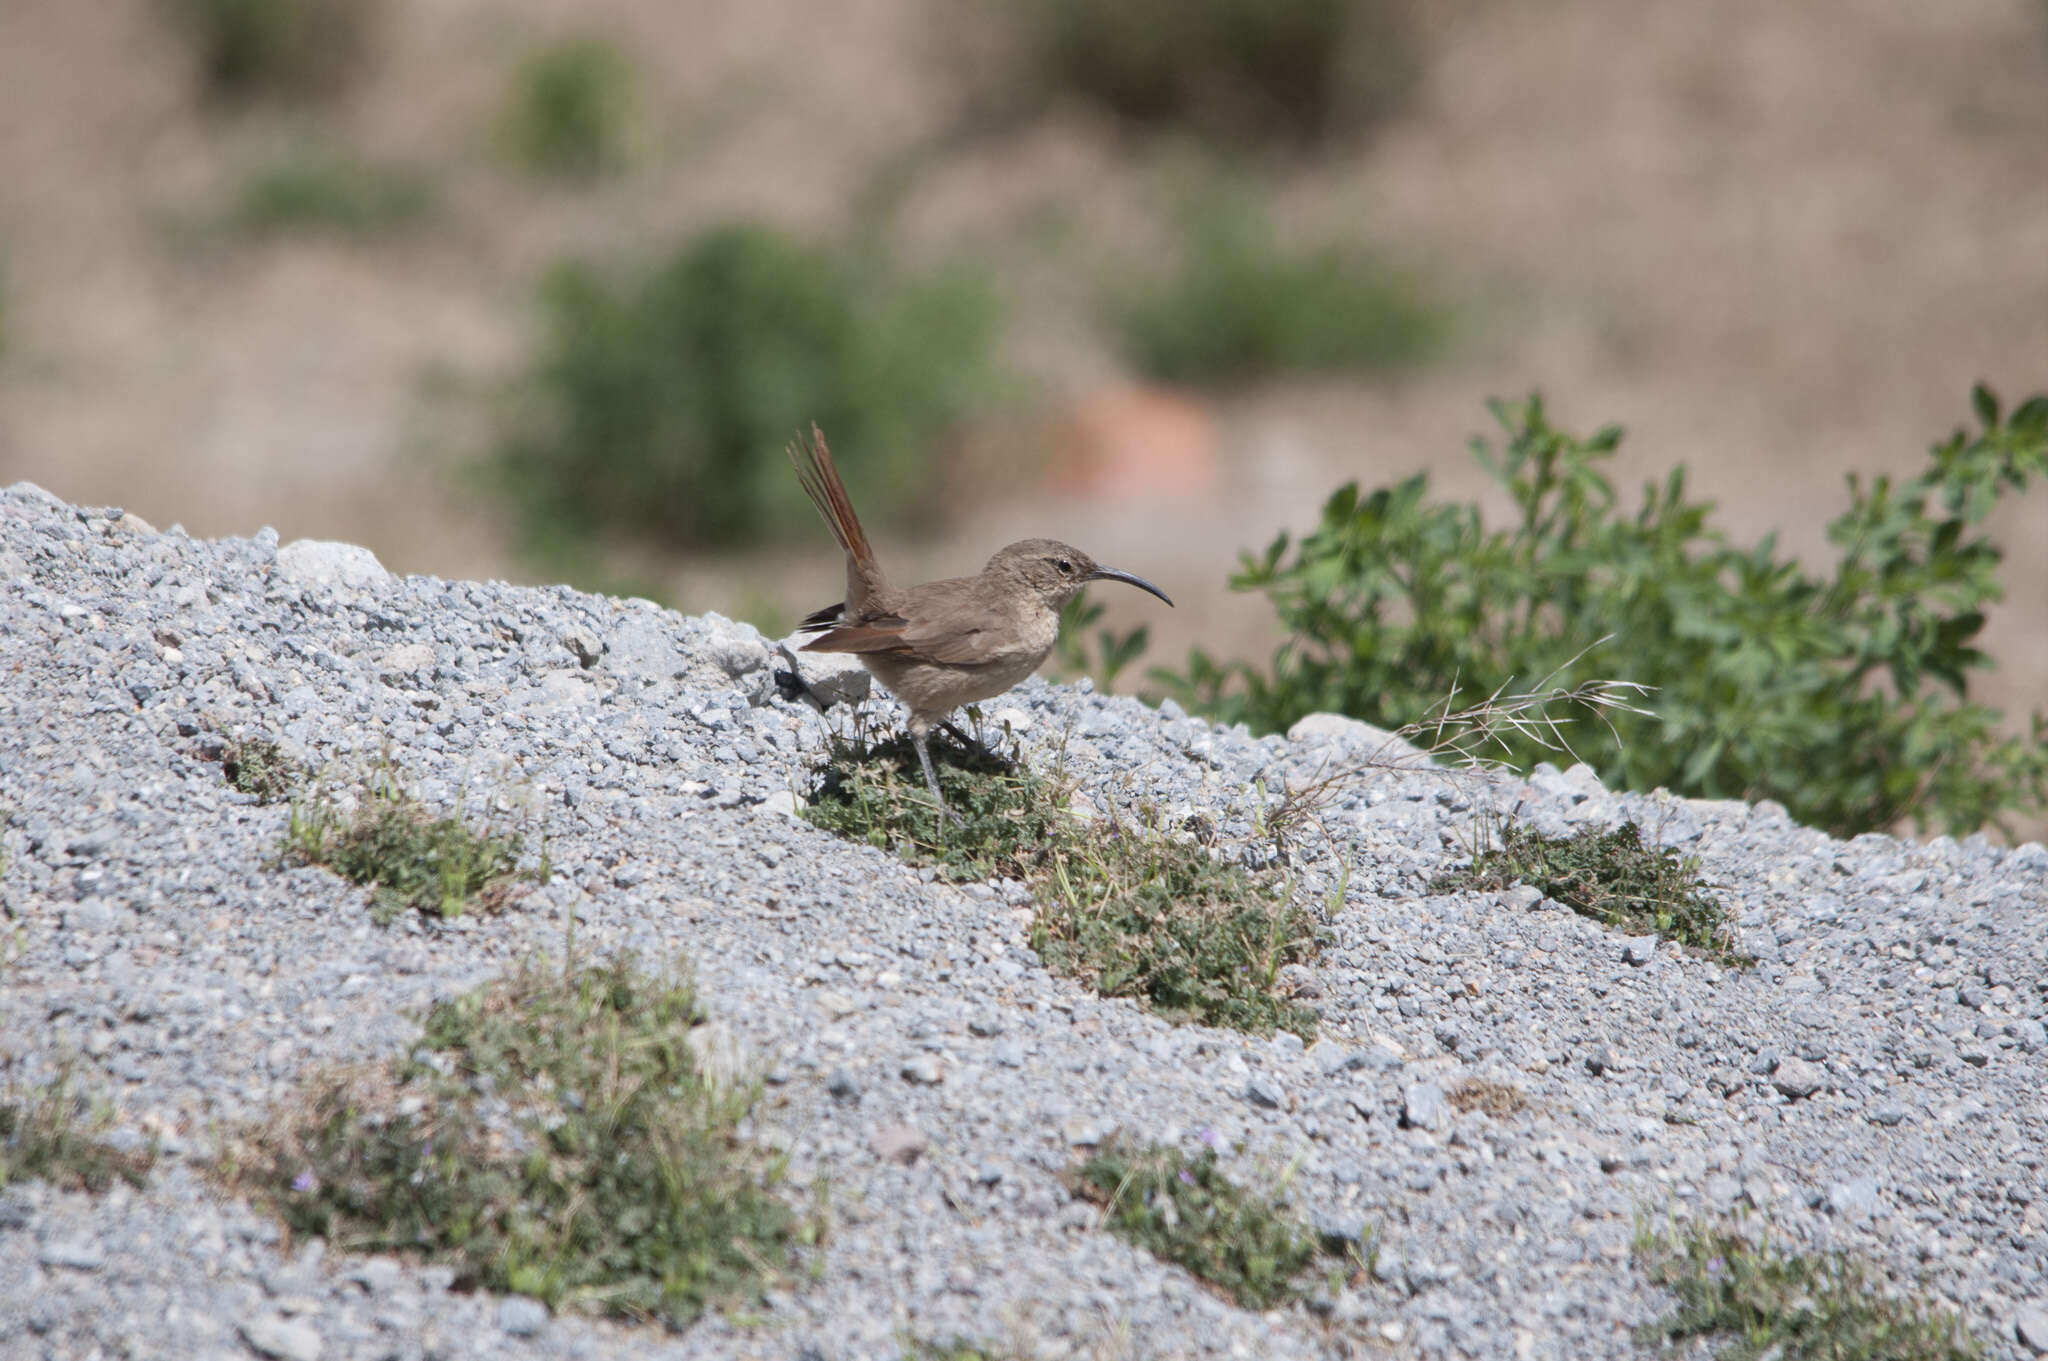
[1,1070,154,1193]
[489,222,996,562]
[1165,388,2048,837]
[1012,0,1419,148]
[1118,189,1443,386]
[228,954,803,1326]
[505,36,635,181]
[802,723,1319,1037]
[1067,1134,1336,1309]
[1636,1219,1980,1361]
[281,769,533,925]
[226,149,433,238]
[1433,816,1750,964]
[220,735,306,803]
[164,0,380,103]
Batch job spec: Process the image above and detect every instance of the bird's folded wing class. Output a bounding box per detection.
[801,611,1008,667]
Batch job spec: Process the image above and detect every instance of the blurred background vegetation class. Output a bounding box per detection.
[2,0,2046,835]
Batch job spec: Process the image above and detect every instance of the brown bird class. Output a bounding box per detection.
[789,426,1173,818]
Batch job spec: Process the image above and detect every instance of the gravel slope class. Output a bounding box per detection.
[2,480,2045,1361]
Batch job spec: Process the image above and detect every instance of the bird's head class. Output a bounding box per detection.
[986,538,1174,613]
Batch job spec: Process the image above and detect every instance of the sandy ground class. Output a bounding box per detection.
[3,0,2044,806]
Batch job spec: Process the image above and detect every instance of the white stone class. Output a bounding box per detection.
[275,539,391,593]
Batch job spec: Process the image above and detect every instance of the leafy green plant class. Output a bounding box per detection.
[1012,0,1419,148]
[1067,1134,1346,1309]
[1165,388,2048,837]
[1118,190,1442,386]
[504,36,634,181]
[1636,1219,1979,1361]
[164,0,380,103]
[1,1069,154,1193]
[227,954,804,1326]
[227,148,433,237]
[1051,593,1152,688]
[802,720,1319,1036]
[1434,816,1750,963]
[219,735,307,803]
[489,222,996,562]
[281,766,536,924]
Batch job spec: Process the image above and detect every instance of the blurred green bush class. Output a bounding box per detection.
[164,0,380,103]
[1118,190,1443,386]
[504,36,635,182]
[1159,389,2048,837]
[228,148,432,236]
[1014,0,1420,148]
[489,223,998,559]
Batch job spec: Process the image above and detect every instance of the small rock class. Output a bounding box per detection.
[967,1012,1005,1038]
[761,789,802,819]
[1246,1077,1286,1110]
[2016,1306,2048,1354]
[946,1266,978,1294]
[1869,1104,1911,1127]
[1312,1211,1369,1249]
[1771,1056,1826,1099]
[38,1238,105,1271]
[1622,937,1657,967]
[496,1295,549,1337]
[560,628,603,667]
[826,1068,861,1101]
[239,1315,324,1361]
[901,1054,945,1085]
[1401,1082,1448,1131]
[1310,1040,1366,1075]
[1062,1117,1112,1147]
[1828,1176,1882,1223]
[1584,1045,1616,1077]
[346,1258,403,1296]
[275,540,390,593]
[870,1122,928,1165]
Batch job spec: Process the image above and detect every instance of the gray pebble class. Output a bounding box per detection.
[496,1294,549,1336]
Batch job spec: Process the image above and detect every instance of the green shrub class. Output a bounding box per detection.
[1066,1134,1346,1309]
[164,0,380,103]
[1,1070,155,1193]
[230,955,803,1326]
[490,223,996,559]
[1163,389,2048,837]
[227,148,433,237]
[1434,817,1750,964]
[504,36,634,181]
[1014,0,1419,148]
[1118,191,1442,386]
[1636,1219,1979,1361]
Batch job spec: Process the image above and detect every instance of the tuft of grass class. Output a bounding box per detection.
[280,768,534,925]
[1433,816,1751,965]
[1,1070,155,1194]
[1013,0,1420,149]
[1636,1219,1980,1361]
[504,36,635,181]
[163,0,380,104]
[488,222,996,563]
[227,149,434,238]
[803,723,1319,1037]
[1118,189,1444,387]
[220,735,306,803]
[225,954,804,1327]
[1066,1134,1338,1309]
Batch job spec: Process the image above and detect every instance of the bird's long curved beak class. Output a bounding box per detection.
[1086,566,1174,607]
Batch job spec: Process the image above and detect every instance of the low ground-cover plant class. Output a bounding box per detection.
[1433,815,1750,964]
[219,734,307,803]
[1067,1134,1351,1309]
[225,954,804,1326]
[280,766,536,924]
[504,35,635,181]
[1117,189,1443,386]
[489,222,995,563]
[164,0,380,103]
[227,149,433,237]
[0,1070,154,1193]
[802,720,1318,1037]
[1164,388,2048,837]
[1009,0,1420,149]
[1635,1218,1979,1361]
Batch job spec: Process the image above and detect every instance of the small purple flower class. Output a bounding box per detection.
[1706,1256,1725,1276]
[1178,1169,1196,1187]
[291,1170,316,1193]
[1198,1127,1221,1149]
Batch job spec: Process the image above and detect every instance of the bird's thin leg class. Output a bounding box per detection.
[911,728,952,824]
[939,719,997,763]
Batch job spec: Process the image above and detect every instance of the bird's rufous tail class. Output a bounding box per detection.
[788,425,883,613]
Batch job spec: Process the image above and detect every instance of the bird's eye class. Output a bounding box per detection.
[1055,559,1074,575]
